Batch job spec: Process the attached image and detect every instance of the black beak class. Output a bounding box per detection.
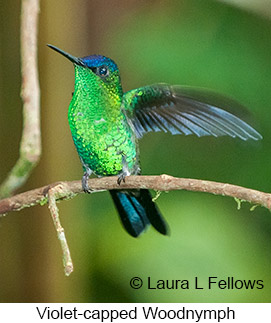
[47,44,85,66]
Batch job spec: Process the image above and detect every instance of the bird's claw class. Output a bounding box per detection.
[117,173,126,185]
[82,170,93,193]
[117,153,130,185]
[83,186,93,194]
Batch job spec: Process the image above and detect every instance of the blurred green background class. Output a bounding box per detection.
[0,0,270,302]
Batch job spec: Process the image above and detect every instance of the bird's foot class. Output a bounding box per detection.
[82,170,93,193]
[117,152,131,185]
[117,172,127,185]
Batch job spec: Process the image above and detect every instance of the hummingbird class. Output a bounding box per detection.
[48,44,262,238]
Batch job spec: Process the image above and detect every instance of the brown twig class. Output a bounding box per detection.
[48,185,73,276]
[0,175,270,216]
[0,0,41,198]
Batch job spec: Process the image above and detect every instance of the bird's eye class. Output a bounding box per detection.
[97,66,109,77]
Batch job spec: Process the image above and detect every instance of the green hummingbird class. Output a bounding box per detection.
[48,44,262,238]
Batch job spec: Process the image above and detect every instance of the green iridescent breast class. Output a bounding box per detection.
[68,65,139,176]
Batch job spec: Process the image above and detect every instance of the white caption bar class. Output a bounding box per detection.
[0,303,270,322]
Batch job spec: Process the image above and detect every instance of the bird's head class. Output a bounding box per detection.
[47,44,122,93]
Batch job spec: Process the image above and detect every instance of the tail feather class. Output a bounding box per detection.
[109,189,169,237]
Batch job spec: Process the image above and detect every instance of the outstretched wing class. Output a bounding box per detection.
[122,84,262,141]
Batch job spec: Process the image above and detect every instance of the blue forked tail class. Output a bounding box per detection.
[109,189,169,237]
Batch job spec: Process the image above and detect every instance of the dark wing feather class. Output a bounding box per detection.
[122,84,262,140]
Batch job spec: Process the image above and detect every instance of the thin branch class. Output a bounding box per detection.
[0,0,41,198]
[48,185,73,276]
[0,175,270,216]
